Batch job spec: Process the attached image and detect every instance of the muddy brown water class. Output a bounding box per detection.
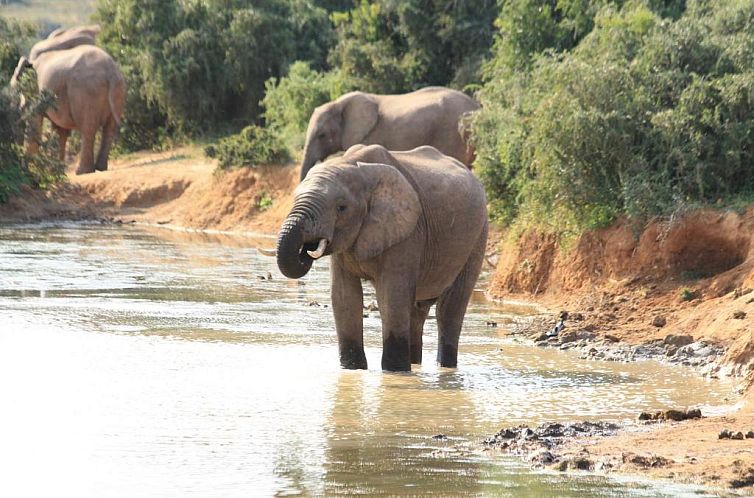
[0,223,737,497]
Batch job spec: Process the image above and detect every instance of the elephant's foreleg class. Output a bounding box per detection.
[375,271,416,372]
[331,258,367,370]
[410,300,432,365]
[56,127,70,162]
[95,117,118,171]
[435,224,487,368]
[75,125,96,175]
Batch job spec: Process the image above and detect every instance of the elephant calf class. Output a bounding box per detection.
[299,86,479,181]
[276,144,488,372]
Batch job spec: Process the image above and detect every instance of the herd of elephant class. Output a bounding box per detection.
[13,26,488,373]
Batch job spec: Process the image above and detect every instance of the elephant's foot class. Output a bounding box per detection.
[75,166,96,175]
[382,334,411,372]
[95,161,108,172]
[339,343,367,370]
[410,347,422,365]
[437,343,458,368]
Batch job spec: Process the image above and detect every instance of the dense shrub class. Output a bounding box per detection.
[0,89,27,203]
[0,17,35,86]
[93,0,336,150]
[330,0,498,93]
[205,125,290,170]
[0,79,65,204]
[261,61,354,148]
[472,0,754,231]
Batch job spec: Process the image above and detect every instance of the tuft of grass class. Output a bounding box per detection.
[679,288,696,302]
[257,191,273,212]
[0,0,95,31]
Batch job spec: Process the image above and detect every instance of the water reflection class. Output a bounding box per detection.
[322,370,484,496]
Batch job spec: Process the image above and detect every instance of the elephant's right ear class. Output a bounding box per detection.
[341,94,378,150]
[353,162,421,261]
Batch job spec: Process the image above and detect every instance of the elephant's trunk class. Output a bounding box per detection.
[276,214,314,279]
[300,142,319,182]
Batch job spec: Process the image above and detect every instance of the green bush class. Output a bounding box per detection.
[93,0,336,150]
[329,0,498,93]
[206,125,290,170]
[0,84,65,204]
[261,61,354,149]
[472,0,754,231]
[0,17,35,86]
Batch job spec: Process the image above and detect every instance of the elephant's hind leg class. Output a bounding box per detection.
[410,300,433,365]
[435,224,488,367]
[55,126,70,162]
[75,124,97,175]
[95,116,118,171]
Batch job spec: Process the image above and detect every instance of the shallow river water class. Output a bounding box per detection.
[0,223,737,497]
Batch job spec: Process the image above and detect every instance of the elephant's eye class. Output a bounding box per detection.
[337,205,347,213]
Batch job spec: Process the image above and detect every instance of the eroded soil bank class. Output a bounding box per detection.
[490,211,754,490]
[1,149,752,491]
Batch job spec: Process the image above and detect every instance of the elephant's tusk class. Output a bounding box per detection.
[257,247,277,257]
[307,239,328,259]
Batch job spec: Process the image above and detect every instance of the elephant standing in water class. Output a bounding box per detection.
[276,144,488,372]
[11,25,125,175]
[299,87,479,181]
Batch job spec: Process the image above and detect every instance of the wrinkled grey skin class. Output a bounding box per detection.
[300,86,479,181]
[277,144,488,372]
[11,27,125,175]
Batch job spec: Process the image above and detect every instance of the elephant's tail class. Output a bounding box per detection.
[107,74,123,128]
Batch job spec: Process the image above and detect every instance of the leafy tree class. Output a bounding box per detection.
[261,61,354,148]
[330,0,498,93]
[93,0,337,148]
[0,17,35,86]
[472,0,754,230]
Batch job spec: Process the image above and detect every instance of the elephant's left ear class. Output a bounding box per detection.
[354,162,421,261]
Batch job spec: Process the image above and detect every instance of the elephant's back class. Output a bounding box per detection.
[393,146,487,235]
[381,87,477,120]
[36,45,118,83]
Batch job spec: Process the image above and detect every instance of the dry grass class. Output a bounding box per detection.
[0,0,95,29]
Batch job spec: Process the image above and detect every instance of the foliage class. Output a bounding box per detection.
[205,125,290,170]
[679,287,695,301]
[0,77,65,204]
[329,0,499,93]
[0,88,28,203]
[261,61,355,148]
[257,190,273,211]
[0,17,36,86]
[92,0,336,150]
[472,0,754,231]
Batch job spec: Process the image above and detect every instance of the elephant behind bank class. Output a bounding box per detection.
[11,27,125,175]
[299,87,479,181]
[276,144,488,372]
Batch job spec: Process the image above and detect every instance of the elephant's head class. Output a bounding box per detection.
[300,93,379,181]
[277,159,421,278]
[46,24,101,40]
[28,30,97,63]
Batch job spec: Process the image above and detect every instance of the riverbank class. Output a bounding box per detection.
[490,212,754,491]
[1,148,752,491]
[0,146,298,234]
